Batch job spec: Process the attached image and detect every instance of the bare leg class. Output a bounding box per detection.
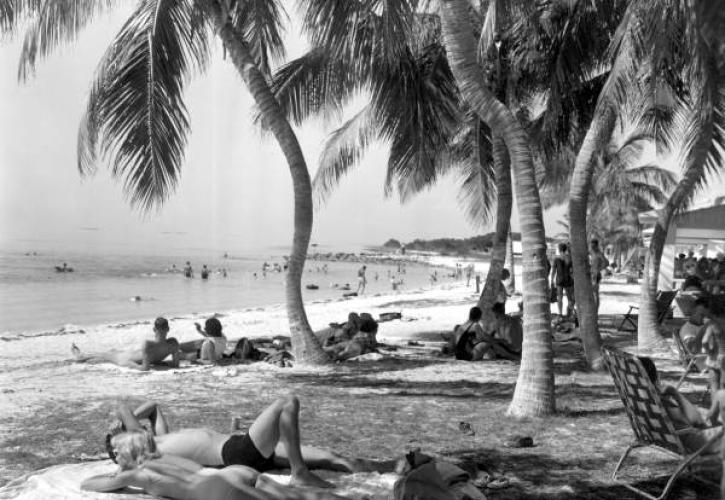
[248,395,333,488]
[565,287,575,318]
[255,475,350,500]
[556,287,564,317]
[273,445,397,473]
[71,343,121,364]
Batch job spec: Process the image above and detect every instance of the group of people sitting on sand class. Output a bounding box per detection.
[314,312,379,361]
[71,317,290,370]
[72,311,382,371]
[81,395,398,499]
[444,303,523,361]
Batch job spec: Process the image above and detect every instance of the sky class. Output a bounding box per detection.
[0,7,721,256]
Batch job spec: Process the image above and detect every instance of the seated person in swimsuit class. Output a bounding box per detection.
[71,317,179,371]
[83,429,352,500]
[178,317,228,364]
[324,313,379,361]
[471,303,522,361]
[316,313,361,348]
[106,396,397,489]
[449,307,486,360]
[639,356,723,454]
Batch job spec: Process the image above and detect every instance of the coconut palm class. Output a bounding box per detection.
[436,0,558,416]
[595,0,725,352]
[6,0,330,364]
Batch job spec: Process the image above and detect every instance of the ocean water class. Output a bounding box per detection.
[0,246,438,336]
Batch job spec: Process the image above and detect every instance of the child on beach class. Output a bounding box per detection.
[71,317,179,371]
[178,317,228,364]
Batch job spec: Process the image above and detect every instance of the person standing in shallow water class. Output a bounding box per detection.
[201,265,210,280]
[356,265,367,295]
[183,261,194,279]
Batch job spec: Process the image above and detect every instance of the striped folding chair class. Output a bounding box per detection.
[602,347,723,500]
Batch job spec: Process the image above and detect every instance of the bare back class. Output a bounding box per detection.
[156,428,228,466]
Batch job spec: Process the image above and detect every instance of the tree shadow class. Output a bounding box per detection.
[446,446,721,500]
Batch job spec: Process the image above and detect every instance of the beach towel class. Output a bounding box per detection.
[0,461,398,500]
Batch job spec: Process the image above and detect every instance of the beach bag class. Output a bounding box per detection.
[393,451,484,500]
[393,451,456,500]
[454,324,475,361]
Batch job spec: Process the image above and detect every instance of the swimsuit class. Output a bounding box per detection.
[221,433,276,471]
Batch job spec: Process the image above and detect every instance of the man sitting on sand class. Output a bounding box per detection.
[106,396,397,489]
[71,317,179,371]
[178,317,228,364]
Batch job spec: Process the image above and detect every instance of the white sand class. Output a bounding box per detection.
[0,259,645,418]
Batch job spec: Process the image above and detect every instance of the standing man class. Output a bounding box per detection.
[356,265,368,295]
[183,261,194,279]
[589,239,609,312]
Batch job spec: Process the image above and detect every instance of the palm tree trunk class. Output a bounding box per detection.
[568,102,615,371]
[638,115,713,352]
[210,10,329,365]
[440,0,554,417]
[478,134,511,311]
[506,226,516,291]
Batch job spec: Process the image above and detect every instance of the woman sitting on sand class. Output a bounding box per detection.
[178,318,228,364]
[82,429,352,500]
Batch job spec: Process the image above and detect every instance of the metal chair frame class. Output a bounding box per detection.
[603,347,723,500]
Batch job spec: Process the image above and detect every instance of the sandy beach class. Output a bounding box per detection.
[4,261,714,499]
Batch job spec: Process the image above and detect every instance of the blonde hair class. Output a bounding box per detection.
[111,430,161,470]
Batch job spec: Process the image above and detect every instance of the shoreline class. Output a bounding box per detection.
[0,250,493,340]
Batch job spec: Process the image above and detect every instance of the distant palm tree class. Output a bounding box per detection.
[600,0,725,352]
[5,0,330,364]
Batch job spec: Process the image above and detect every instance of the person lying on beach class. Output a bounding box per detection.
[178,317,228,364]
[640,356,723,454]
[105,396,397,487]
[71,317,179,371]
[83,429,352,500]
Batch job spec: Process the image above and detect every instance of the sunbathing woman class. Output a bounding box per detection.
[107,396,397,488]
[82,429,352,500]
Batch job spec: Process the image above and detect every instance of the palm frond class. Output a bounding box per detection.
[312,104,380,205]
[452,119,496,227]
[78,0,210,211]
[1,0,44,37]
[230,0,287,76]
[268,48,363,126]
[300,0,416,70]
[16,0,117,81]
[377,43,461,200]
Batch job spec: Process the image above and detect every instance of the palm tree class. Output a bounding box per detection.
[7,0,330,365]
[437,0,556,416]
[590,0,725,352]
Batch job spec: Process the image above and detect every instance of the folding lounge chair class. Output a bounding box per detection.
[672,330,708,391]
[602,347,723,500]
[618,291,678,334]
